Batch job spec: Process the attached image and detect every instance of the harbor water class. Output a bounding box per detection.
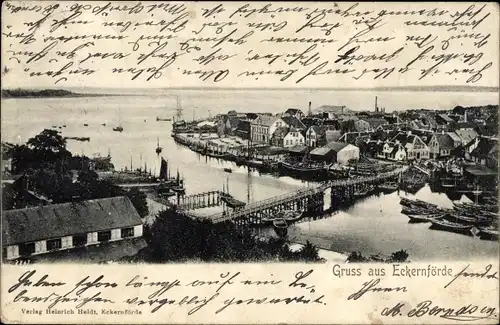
[2,89,498,261]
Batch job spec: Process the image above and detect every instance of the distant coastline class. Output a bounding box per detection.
[1,88,114,98]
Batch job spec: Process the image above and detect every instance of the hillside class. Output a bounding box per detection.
[1,89,108,98]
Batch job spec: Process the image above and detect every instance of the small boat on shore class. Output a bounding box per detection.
[445,214,478,224]
[283,209,304,223]
[408,214,442,223]
[261,214,275,224]
[430,218,474,234]
[171,185,185,194]
[354,185,375,199]
[379,182,398,192]
[477,226,499,240]
[280,161,328,179]
[223,168,232,173]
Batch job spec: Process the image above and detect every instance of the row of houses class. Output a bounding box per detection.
[362,129,497,168]
[215,103,497,165]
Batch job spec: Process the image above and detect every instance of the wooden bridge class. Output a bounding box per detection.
[197,166,408,227]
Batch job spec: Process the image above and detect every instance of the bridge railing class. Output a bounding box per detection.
[211,166,407,223]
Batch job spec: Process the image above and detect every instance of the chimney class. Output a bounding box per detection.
[375,96,378,112]
[308,101,312,116]
[342,105,344,115]
[464,111,467,122]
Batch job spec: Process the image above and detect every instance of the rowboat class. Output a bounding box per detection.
[223,168,232,173]
[280,162,328,179]
[261,215,275,224]
[354,185,375,198]
[444,213,478,224]
[477,226,499,240]
[273,218,288,236]
[283,209,304,223]
[408,214,442,223]
[430,218,474,234]
[379,182,399,192]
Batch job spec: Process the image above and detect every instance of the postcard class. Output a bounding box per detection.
[1,1,499,324]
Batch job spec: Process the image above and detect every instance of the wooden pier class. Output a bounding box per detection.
[200,167,408,227]
[149,190,245,212]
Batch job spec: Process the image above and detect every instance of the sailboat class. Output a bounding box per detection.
[159,157,168,181]
[113,106,124,132]
[156,137,163,154]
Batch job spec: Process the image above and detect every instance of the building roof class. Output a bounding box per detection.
[316,105,353,115]
[437,114,454,123]
[324,141,349,152]
[447,132,461,143]
[465,166,497,176]
[272,126,289,139]
[282,116,306,129]
[362,118,387,129]
[252,115,281,127]
[456,122,477,129]
[288,145,308,153]
[284,108,304,115]
[433,133,454,150]
[2,196,142,246]
[455,129,478,144]
[310,147,332,156]
[309,125,326,135]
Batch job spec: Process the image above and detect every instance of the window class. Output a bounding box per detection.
[121,227,134,238]
[73,234,87,247]
[19,243,35,256]
[47,238,62,251]
[2,247,7,259]
[98,230,111,242]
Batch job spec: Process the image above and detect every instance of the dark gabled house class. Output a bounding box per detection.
[235,120,251,140]
[468,137,498,169]
[281,115,306,131]
[428,133,456,158]
[2,196,146,262]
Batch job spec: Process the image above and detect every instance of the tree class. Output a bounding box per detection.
[389,249,409,263]
[27,129,67,153]
[26,129,71,169]
[297,241,321,262]
[126,188,149,218]
[346,251,368,263]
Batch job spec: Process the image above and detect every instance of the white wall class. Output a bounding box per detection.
[35,240,47,254]
[338,145,360,165]
[134,225,143,237]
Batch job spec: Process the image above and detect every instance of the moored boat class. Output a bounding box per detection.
[282,209,304,223]
[354,185,375,199]
[273,218,288,236]
[443,213,478,224]
[477,226,499,240]
[430,218,474,234]
[223,168,232,173]
[379,182,399,192]
[280,161,328,179]
[408,214,443,223]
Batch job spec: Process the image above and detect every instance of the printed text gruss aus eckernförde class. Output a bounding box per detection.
[2,1,498,88]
